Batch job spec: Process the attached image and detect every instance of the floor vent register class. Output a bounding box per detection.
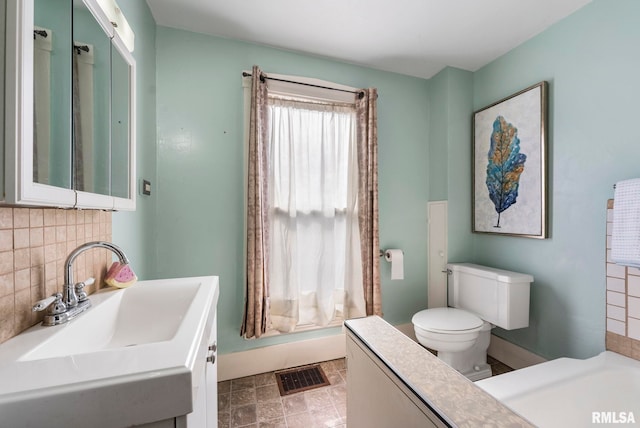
[275,364,330,396]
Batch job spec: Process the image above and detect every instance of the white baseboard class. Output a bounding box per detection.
[487,335,546,369]
[218,333,346,381]
[219,324,413,381]
[218,323,546,381]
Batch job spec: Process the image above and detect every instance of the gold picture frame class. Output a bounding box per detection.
[472,81,548,238]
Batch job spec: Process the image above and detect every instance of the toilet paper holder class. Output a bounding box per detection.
[381,249,404,280]
[379,249,403,258]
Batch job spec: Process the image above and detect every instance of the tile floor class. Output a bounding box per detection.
[487,355,514,376]
[218,356,513,428]
[217,359,347,428]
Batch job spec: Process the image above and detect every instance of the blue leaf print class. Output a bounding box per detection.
[486,116,526,228]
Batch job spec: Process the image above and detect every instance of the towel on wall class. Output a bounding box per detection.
[612,178,640,268]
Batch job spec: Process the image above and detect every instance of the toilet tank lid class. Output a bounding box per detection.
[447,263,534,283]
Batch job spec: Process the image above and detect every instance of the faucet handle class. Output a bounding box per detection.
[75,277,95,303]
[32,294,56,312]
[33,292,66,315]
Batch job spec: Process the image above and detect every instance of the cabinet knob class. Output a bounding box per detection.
[207,354,216,364]
[208,342,217,353]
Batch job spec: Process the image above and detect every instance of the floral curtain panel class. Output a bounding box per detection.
[241,66,270,339]
[356,88,382,317]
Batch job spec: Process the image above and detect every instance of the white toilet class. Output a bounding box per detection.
[412,263,533,381]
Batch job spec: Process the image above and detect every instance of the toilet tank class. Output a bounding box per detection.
[447,263,533,330]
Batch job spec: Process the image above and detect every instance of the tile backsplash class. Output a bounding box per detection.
[605,199,640,360]
[0,207,112,344]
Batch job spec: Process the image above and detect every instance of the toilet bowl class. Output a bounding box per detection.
[412,307,493,380]
[412,307,484,352]
[412,263,533,381]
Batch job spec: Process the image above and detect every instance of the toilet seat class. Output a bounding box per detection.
[412,307,484,334]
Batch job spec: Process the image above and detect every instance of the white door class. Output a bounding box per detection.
[427,201,448,308]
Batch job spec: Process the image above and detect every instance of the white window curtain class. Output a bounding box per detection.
[267,97,366,332]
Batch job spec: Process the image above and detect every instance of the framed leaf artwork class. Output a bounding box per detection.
[473,81,548,239]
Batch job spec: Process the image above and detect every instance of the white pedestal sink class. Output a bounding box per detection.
[0,276,219,427]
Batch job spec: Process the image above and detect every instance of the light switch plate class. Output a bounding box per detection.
[141,179,151,196]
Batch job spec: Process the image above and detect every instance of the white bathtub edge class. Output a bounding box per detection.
[475,351,640,428]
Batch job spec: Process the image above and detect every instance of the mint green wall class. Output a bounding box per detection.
[154,27,430,354]
[111,1,157,280]
[457,0,640,360]
[112,0,638,361]
[427,70,448,202]
[428,68,474,262]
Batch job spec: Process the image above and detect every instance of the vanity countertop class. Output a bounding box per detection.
[344,316,534,428]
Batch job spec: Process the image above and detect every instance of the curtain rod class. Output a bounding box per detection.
[242,71,365,99]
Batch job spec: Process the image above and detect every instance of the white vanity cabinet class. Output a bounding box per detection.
[126,281,219,428]
[3,0,136,210]
[184,311,218,427]
[0,276,220,428]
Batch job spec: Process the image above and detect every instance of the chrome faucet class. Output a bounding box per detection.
[63,241,130,308]
[33,241,131,326]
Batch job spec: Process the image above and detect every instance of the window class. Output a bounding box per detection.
[241,68,379,340]
[267,95,365,332]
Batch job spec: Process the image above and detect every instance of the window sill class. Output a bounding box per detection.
[262,318,344,337]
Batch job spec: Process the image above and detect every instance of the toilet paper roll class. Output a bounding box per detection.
[384,249,404,280]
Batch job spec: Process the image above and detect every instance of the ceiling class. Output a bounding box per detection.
[145,0,591,79]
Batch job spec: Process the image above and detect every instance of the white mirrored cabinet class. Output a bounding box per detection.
[3,0,136,210]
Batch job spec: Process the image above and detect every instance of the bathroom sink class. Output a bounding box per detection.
[20,280,201,361]
[0,276,219,427]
